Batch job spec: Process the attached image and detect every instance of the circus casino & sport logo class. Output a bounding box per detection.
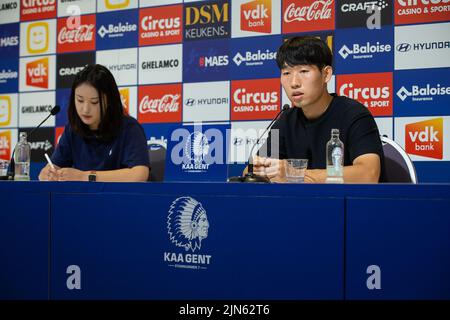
[164,196,211,270]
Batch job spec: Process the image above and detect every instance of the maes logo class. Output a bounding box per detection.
[199,55,229,67]
[26,57,48,89]
[405,118,443,159]
[164,196,211,270]
[241,0,271,33]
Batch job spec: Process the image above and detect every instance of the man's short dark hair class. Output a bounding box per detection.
[68,64,124,142]
[276,36,332,70]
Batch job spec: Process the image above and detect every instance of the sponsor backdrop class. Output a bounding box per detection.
[0,0,449,182]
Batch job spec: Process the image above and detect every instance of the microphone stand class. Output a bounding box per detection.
[7,106,60,180]
[228,104,289,183]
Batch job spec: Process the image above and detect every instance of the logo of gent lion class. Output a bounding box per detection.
[167,197,210,252]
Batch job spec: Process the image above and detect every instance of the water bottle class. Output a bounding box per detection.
[326,129,344,184]
[14,132,31,181]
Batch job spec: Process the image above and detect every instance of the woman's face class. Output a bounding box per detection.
[75,83,102,130]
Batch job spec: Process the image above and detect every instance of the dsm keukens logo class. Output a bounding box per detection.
[164,197,212,270]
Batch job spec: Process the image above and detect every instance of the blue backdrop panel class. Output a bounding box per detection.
[346,198,450,300]
[0,191,49,299]
[51,193,344,299]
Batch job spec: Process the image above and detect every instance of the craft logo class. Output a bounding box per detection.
[20,127,54,162]
[405,118,443,159]
[232,48,276,66]
[395,0,450,25]
[27,21,49,54]
[138,84,182,123]
[283,0,334,33]
[397,84,450,102]
[337,72,392,116]
[0,130,11,160]
[57,14,96,53]
[164,196,211,269]
[184,1,230,40]
[21,0,56,21]
[0,96,11,126]
[337,0,391,28]
[241,0,272,33]
[140,5,182,46]
[104,0,129,10]
[338,41,391,59]
[231,78,280,120]
[340,0,388,12]
[56,52,94,89]
[26,57,49,89]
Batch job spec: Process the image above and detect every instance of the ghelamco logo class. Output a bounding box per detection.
[397,84,450,102]
[339,41,391,59]
[97,22,137,38]
[233,49,276,66]
[164,196,211,270]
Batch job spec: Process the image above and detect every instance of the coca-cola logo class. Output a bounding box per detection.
[58,25,94,44]
[139,94,180,114]
[284,0,333,22]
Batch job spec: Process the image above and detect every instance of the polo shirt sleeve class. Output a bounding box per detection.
[50,125,73,168]
[347,112,383,163]
[121,121,150,168]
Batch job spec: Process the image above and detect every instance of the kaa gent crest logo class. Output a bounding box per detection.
[165,197,212,269]
[182,131,211,172]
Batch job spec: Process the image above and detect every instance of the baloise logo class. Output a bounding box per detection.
[338,41,391,59]
[97,22,137,38]
[397,84,450,102]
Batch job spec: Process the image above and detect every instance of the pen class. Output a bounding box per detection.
[44,153,55,170]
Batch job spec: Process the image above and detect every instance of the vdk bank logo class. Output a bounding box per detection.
[241,0,272,33]
[0,96,11,126]
[26,57,48,89]
[405,118,443,159]
[164,196,211,269]
[27,21,49,54]
[397,83,450,102]
[182,131,211,172]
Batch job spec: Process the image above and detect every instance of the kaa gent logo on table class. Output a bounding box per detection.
[164,196,211,270]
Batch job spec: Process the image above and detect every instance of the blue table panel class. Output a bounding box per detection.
[51,193,344,300]
[0,192,49,299]
[346,198,450,299]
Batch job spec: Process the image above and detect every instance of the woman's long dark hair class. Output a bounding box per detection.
[68,64,124,141]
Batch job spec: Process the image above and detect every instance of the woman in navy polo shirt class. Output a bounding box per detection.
[39,64,150,182]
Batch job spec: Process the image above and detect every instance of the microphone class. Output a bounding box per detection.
[228,104,290,183]
[7,105,61,180]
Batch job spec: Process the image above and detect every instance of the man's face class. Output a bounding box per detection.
[280,64,330,109]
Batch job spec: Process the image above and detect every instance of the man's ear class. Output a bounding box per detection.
[323,66,333,83]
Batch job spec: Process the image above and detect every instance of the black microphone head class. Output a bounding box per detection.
[282,104,290,111]
[51,105,61,115]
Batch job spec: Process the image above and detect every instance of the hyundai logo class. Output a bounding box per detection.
[185,98,196,106]
[396,43,411,52]
[233,137,243,146]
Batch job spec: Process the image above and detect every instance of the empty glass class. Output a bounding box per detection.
[285,159,308,183]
